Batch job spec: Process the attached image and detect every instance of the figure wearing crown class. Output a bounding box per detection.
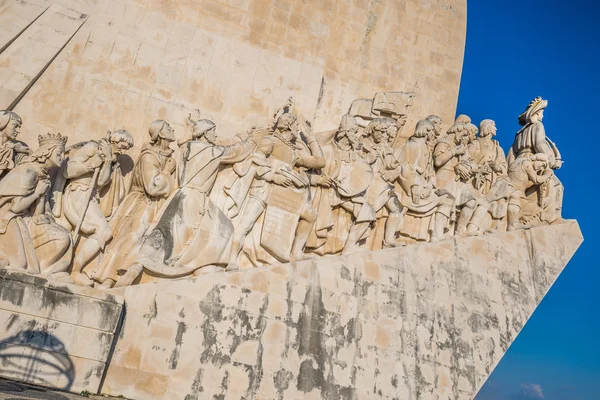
[0,133,71,277]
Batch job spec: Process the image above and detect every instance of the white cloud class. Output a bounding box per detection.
[520,383,545,399]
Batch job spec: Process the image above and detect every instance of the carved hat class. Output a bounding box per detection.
[0,110,22,131]
[518,97,547,126]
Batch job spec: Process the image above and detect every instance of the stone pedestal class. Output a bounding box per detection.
[0,271,124,394]
[98,221,582,400]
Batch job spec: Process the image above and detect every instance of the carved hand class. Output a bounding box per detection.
[34,179,51,196]
[271,173,294,187]
[98,139,113,162]
[317,175,334,188]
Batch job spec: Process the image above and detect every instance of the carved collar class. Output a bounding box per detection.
[142,143,174,157]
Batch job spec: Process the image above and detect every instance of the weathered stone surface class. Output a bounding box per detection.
[1,0,466,149]
[98,220,582,400]
[0,271,124,394]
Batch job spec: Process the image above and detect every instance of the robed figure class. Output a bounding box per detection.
[506,97,563,227]
[84,121,177,288]
[129,116,255,280]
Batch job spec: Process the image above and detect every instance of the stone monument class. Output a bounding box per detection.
[0,1,581,400]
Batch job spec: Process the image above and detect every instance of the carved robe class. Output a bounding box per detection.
[133,139,254,277]
[0,163,72,275]
[396,136,451,241]
[0,164,42,272]
[306,141,375,255]
[469,137,507,195]
[84,144,175,285]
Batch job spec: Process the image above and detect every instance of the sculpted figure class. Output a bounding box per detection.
[84,121,176,289]
[0,133,69,276]
[468,119,513,230]
[395,120,453,242]
[425,115,444,150]
[226,112,325,270]
[306,114,376,255]
[507,153,554,229]
[507,97,563,227]
[52,130,134,286]
[362,118,405,248]
[126,114,255,282]
[433,118,489,236]
[0,111,29,178]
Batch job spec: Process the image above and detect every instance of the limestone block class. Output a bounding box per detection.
[0,271,124,394]
[99,221,581,400]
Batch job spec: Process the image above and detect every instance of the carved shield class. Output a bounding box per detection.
[336,159,374,198]
[261,184,307,262]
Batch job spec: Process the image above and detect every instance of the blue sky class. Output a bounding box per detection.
[459,1,600,399]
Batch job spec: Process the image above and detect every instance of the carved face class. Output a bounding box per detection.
[3,118,21,140]
[346,127,361,149]
[160,123,176,142]
[204,127,217,143]
[532,160,548,172]
[49,146,65,168]
[482,122,497,137]
[111,139,133,155]
[536,109,544,122]
[372,127,387,144]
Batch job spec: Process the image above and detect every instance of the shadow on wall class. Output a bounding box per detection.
[0,330,74,392]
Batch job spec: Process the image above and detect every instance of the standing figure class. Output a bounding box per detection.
[226,112,325,270]
[306,114,376,255]
[425,115,444,151]
[507,97,563,226]
[0,133,69,275]
[52,130,134,286]
[395,120,453,242]
[362,118,405,248]
[433,118,489,236]
[126,114,255,283]
[85,121,176,288]
[469,119,512,230]
[0,111,29,179]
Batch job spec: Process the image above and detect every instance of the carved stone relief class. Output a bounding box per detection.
[0,97,566,288]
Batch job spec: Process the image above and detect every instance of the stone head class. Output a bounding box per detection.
[336,114,361,148]
[36,133,68,168]
[465,123,478,143]
[366,118,395,144]
[479,119,497,138]
[149,120,175,143]
[110,129,134,155]
[426,115,442,137]
[414,119,435,140]
[518,97,548,126]
[531,153,549,171]
[275,113,299,142]
[192,119,217,143]
[0,111,22,142]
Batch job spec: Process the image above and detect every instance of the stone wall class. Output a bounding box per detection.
[1,0,466,155]
[0,270,124,393]
[99,221,582,400]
